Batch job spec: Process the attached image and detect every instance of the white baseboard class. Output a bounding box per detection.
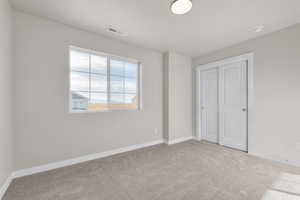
[13,139,164,179]
[164,136,195,145]
[249,152,300,168]
[193,136,202,141]
[0,175,13,200]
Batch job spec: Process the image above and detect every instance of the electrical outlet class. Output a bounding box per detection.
[154,128,159,135]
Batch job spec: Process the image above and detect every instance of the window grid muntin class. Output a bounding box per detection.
[70,47,140,112]
[109,58,138,106]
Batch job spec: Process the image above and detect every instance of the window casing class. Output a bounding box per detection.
[69,46,141,112]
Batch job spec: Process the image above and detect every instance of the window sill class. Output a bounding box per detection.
[68,108,141,114]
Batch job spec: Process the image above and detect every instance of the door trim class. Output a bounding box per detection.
[195,53,254,152]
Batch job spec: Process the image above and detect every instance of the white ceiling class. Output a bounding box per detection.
[10,0,300,57]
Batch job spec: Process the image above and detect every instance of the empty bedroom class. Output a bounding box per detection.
[1,0,300,199]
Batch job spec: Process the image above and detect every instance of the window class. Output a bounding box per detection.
[69,47,141,112]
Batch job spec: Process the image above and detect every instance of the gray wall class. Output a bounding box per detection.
[0,0,13,188]
[14,11,164,170]
[193,23,300,165]
[164,52,193,141]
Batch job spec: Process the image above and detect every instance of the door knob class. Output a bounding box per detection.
[242,108,247,112]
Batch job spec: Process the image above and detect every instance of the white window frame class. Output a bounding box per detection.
[69,46,142,113]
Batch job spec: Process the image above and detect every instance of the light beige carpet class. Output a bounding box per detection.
[4,140,300,200]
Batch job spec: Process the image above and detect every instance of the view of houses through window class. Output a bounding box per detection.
[70,47,140,112]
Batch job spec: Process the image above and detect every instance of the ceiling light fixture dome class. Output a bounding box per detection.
[170,0,192,15]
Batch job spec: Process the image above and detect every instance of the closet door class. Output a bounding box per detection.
[200,68,218,143]
[219,61,248,151]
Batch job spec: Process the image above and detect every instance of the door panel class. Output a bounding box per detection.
[219,61,247,151]
[201,68,218,143]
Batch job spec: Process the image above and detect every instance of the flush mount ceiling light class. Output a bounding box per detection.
[170,0,193,15]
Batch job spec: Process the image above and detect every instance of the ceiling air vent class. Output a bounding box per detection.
[106,26,126,36]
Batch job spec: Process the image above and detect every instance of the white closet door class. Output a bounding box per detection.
[200,68,218,143]
[219,61,247,151]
